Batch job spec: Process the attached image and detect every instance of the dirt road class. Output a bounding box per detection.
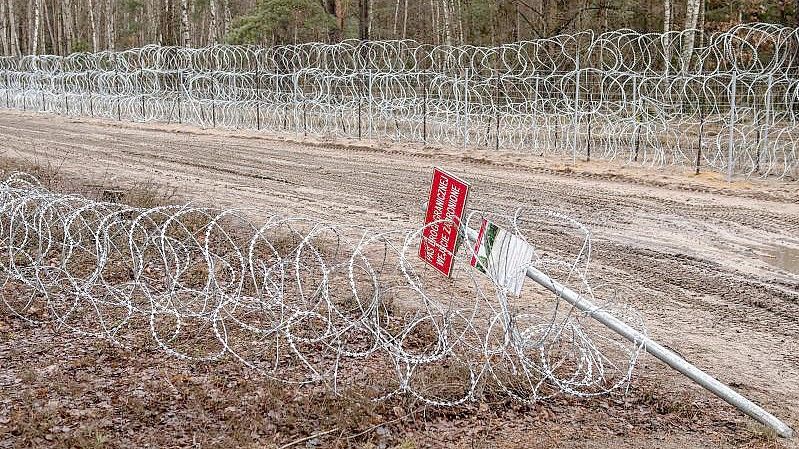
[1,109,798,447]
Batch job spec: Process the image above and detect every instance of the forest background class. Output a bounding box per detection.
[0,0,795,56]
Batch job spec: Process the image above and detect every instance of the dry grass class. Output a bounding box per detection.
[3,322,763,448]
[0,155,176,208]
[0,155,789,448]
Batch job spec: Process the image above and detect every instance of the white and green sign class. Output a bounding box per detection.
[470,219,535,297]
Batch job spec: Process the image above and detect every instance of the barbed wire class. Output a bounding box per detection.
[0,23,798,178]
[0,173,645,405]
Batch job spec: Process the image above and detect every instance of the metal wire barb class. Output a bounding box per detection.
[0,173,645,405]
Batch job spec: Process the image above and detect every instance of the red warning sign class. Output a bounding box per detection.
[419,167,470,277]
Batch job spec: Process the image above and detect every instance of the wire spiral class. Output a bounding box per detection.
[0,173,644,405]
[0,23,798,178]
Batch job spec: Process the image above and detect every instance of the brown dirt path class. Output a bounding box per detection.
[0,109,797,448]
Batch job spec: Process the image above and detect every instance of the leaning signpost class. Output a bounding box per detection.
[419,167,794,438]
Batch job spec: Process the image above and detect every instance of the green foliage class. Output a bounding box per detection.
[71,40,90,53]
[706,0,795,31]
[192,0,211,21]
[484,222,498,252]
[474,222,499,275]
[462,1,495,45]
[121,0,144,13]
[226,0,336,45]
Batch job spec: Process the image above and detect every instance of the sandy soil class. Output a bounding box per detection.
[0,109,797,448]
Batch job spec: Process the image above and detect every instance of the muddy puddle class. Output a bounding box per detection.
[759,244,799,276]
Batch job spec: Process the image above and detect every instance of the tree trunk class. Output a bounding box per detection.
[358,0,369,41]
[32,0,40,54]
[368,0,373,39]
[599,0,608,32]
[545,0,557,37]
[222,0,230,37]
[392,0,400,38]
[105,0,114,50]
[681,0,701,71]
[152,0,161,44]
[455,0,463,44]
[42,0,55,53]
[402,0,408,39]
[322,0,344,43]
[7,0,18,56]
[208,0,217,44]
[63,0,74,53]
[26,0,31,54]
[335,0,346,40]
[663,0,671,75]
[180,0,189,46]
[88,0,98,51]
[0,0,8,55]
[162,0,170,45]
[697,0,705,49]
[430,0,438,45]
[441,0,452,45]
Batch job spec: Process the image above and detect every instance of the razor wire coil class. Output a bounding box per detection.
[1,23,797,178]
[0,173,645,405]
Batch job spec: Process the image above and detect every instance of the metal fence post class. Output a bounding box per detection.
[573,55,580,164]
[140,66,145,120]
[302,73,308,137]
[727,72,736,182]
[358,71,363,140]
[463,67,469,150]
[40,71,46,112]
[293,72,300,137]
[757,72,773,174]
[587,93,593,162]
[696,101,704,175]
[89,90,94,117]
[175,70,181,124]
[495,70,500,152]
[115,65,121,121]
[367,69,373,139]
[283,75,288,131]
[212,98,217,128]
[422,77,428,144]
[633,75,640,162]
[256,58,262,131]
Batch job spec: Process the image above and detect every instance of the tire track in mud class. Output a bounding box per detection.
[596,244,799,334]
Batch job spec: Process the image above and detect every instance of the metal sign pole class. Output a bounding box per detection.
[451,222,793,438]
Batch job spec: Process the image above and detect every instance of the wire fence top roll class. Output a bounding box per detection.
[0,23,798,179]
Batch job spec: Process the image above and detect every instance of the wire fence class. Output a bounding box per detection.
[0,23,798,178]
[0,173,645,405]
